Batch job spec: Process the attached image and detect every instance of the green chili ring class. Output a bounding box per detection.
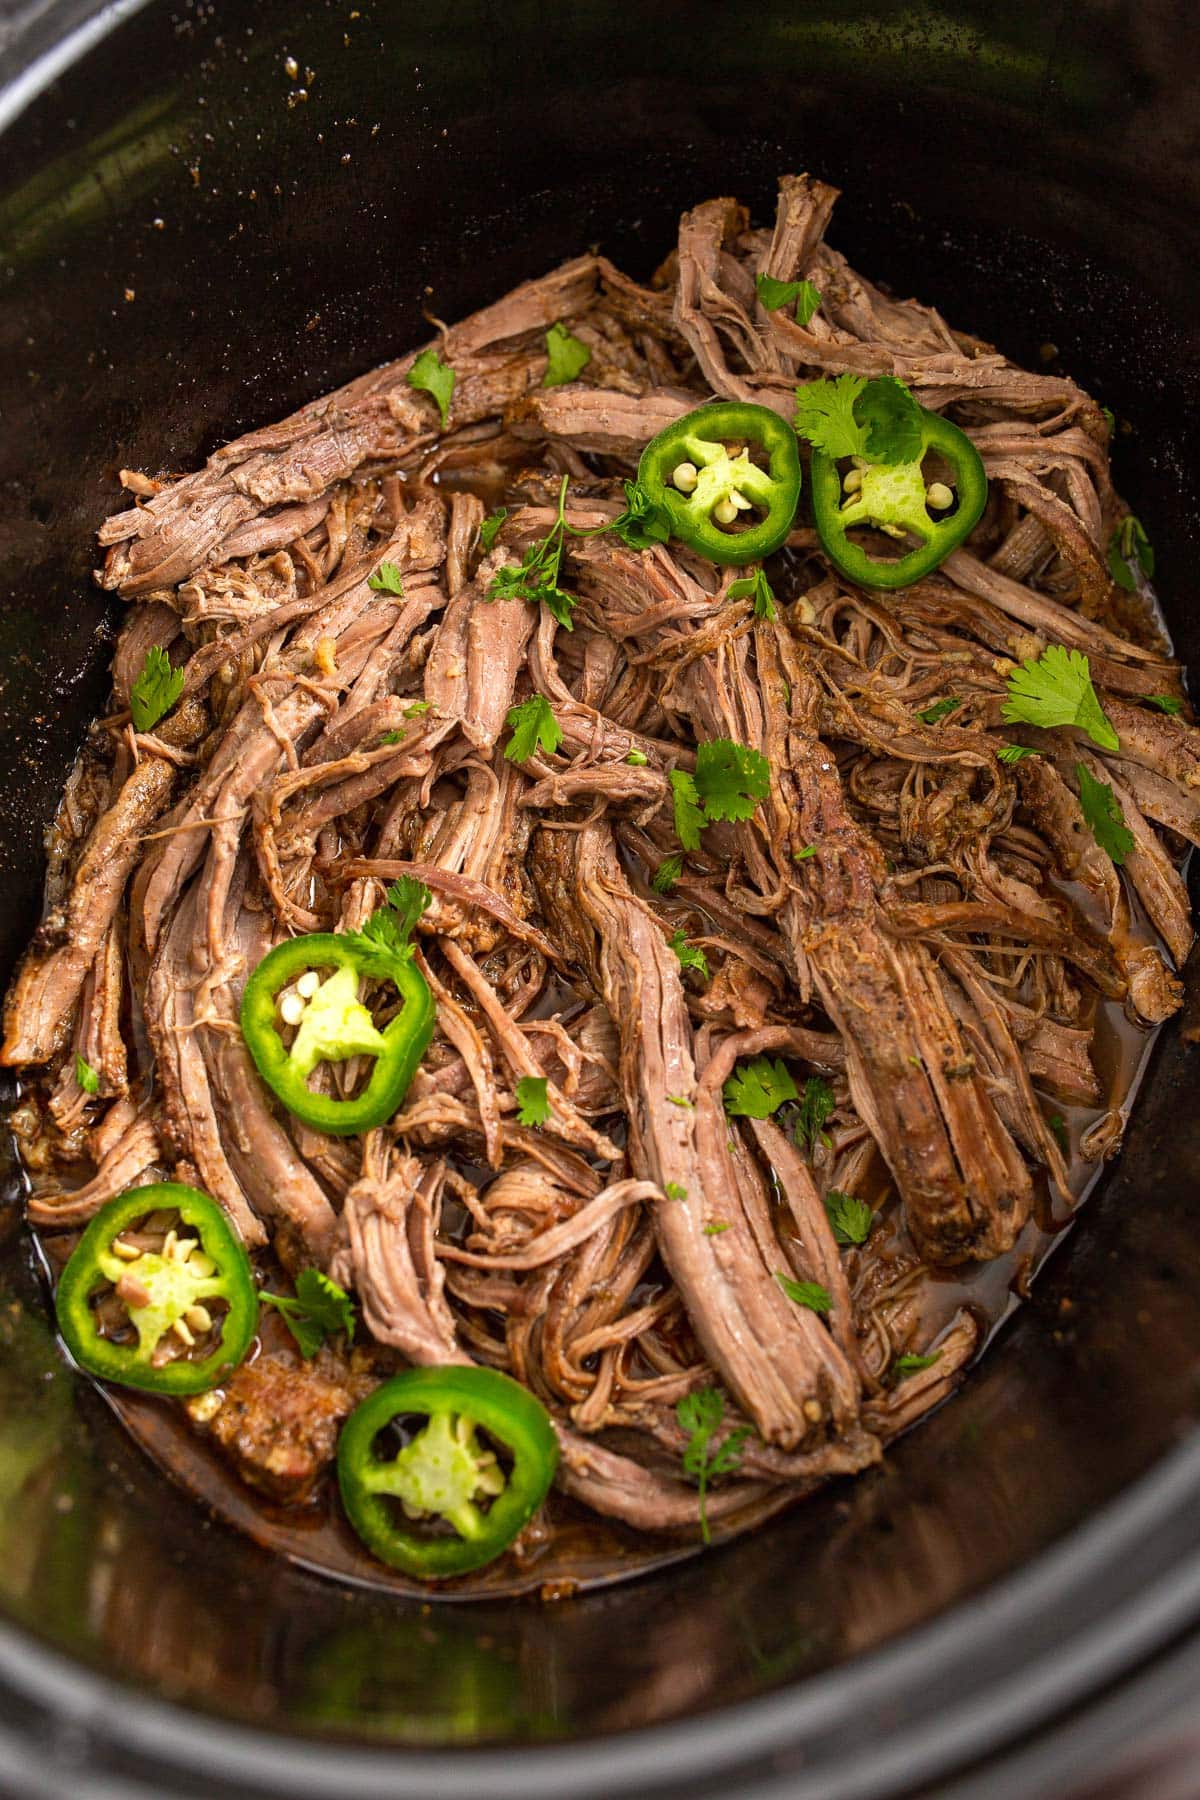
[55,1182,258,1396]
[240,933,435,1137]
[637,400,803,565]
[337,1367,560,1579]
[810,409,987,590]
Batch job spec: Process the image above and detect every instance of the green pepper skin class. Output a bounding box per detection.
[240,933,435,1136]
[338,1367,560,1579]
[810,409,987,589]
[638,401,802,565]
[55,1183,258,1396]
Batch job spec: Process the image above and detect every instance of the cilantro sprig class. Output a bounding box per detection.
[515,1075,551,1127]
[479,508,508,552]
[1076,761,1134,864]
[347,874,432,974]
[724,1057,798,1119]
[793,373,923,466]
[824,1190,874,1246]
[75,1054,100,1095]
[775,1273,832,1314]
[917,696,962,725]
[261,1268,356,1359]
[367,559,404,595]
[504,694,563,764]
[543,321,591,388]
[677,1386,752,1545]
[893,1351,941,1381]
[490,474,577,629]
[727,567,777,620]
[130,646,184,734]
[1001,645,1119,752]
[652,853,683,895]
[756,273,822,327]
[407,347,455,429]
[1107,515,1154,591]
[669,929,709,981]
[609,478,672,551]
[794,1075,835,1152]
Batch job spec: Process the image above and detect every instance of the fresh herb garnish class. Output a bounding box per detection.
[652,853,683,895]
[793,372,923,466]
[793,845,817,860]
[504,694,563,764]
[664,1181,688,1201]
[703,1220,730,1235]
[626,749,649,766]
[1001,645,1119,752]
[609,478,672,551]
[367,559,404,595]
[378,730,404,746]
[667,1094,694,1109]
[479,508,508,552]
[694,738,771,824]
[1107,514,1154,591]
[997,743,1037,764]
[755,273,822,327]
[794,1075,835,1152]
[515,1076,551,1127]
[403,700,430,717]
[407,347,455,429]
[727,567,777,620]
[347,875,432,971]
[1101,405,1116,436]
[490,474,577,629]
[824,1190,874,1246]
[669,929,710,981]
[677,1386,752,1545]
[129,646,184,734]
[1076,761,1134,865]
[775,1273,832,1315]
[670,769,707,852]
[542,321,591,388]
[917,696,962,725]
[261,1268,356,1359]
[75,1054,100,1095]
[724,1057,799,1119]
[1147,694,1184,716]
[893,1351,940,1380]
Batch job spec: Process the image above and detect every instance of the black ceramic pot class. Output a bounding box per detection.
[3,3,1200,1795]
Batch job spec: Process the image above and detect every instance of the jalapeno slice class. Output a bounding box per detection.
[240,931,435,1136]
[55,1183,258,1396]
[809,407,987,590]
[337,1367,560,1579]
[637,401,802,565]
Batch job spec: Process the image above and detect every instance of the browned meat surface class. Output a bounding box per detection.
[10,172,1194,1569]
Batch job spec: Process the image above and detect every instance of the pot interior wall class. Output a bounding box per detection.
[2,0,1200,1760]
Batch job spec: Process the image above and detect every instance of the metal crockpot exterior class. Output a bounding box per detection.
[2,3,1200,1795]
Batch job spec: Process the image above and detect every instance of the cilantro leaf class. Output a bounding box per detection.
[515,1075,551,1127]
[382,875,432,947]
[1001,645,1119,752]
[794,1075,835,1152]
[917,696,962,725]
[1076,761,1135,865]
[664,1181,688,1201]
[997,743,1037,763]
[652,853,683,894]
[824,1189,874,1246]
[403,700,430,718]
[1107,515,1154,591]
[379,730,404,746]
[541,586,578,631]
[129,645,184,734]
[794,373,868,460]
[893,1351,940,1380]
[407,347,455,429]
[670,769,706,852]
[489,475,579,627]
[703,1220,730,1235]
[610,478,672,551]
[543,321,591,388]
[756,274,822,327]
[693,738,771,824]
[367,559,404,595]
[727,567,777,620]
[626,749,649,766]
[1101,405,1116,436]
[855,376,923,465]
[505,695,563,764]
[669,929,709,981]
[1147,694,1183,716]
[351,875,432,972]
[793,845,817,861]
[479,508,508,552]
[775,1273,832,1314]
[724,1056,798,1119]
[75,1054,99,1095]
[262,1268,356,1358]
[677,1386,750,1544]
